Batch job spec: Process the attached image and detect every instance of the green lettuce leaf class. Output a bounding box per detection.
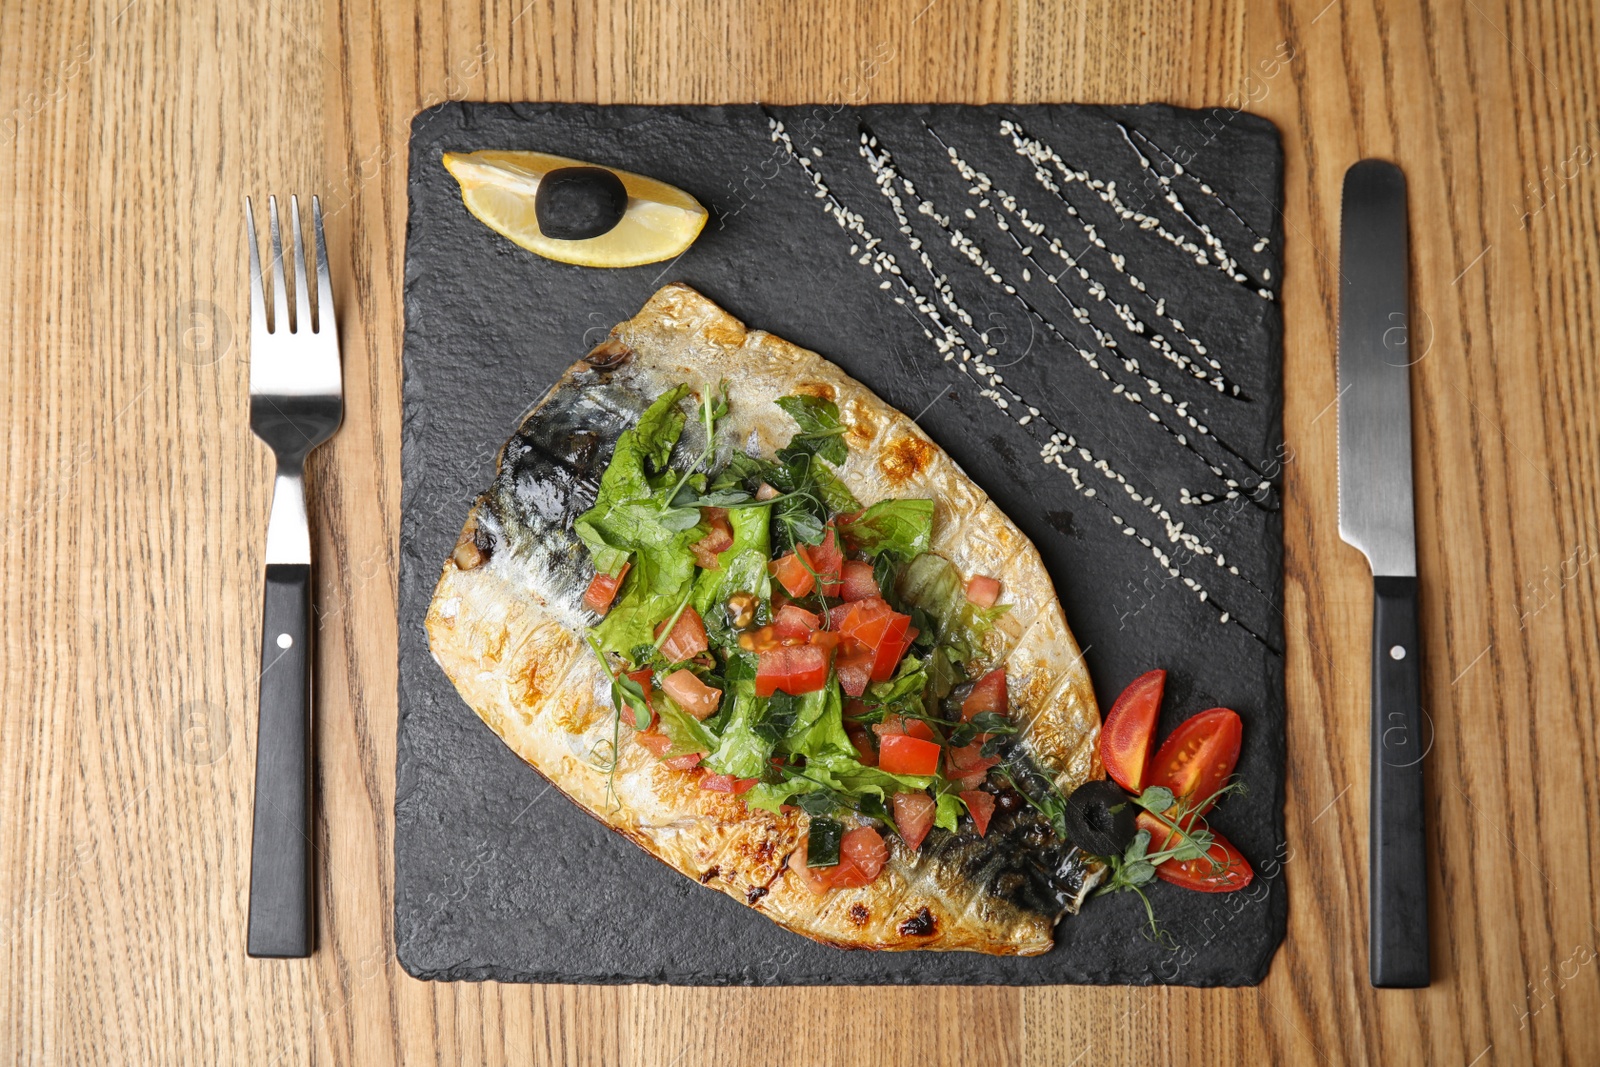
[775,680,854,760]
[703,654,795,778]
[654,692,718,757]
[840,498,934,560]
[574,385,712,655]
[934,790,965,832]
[691,503,772,617]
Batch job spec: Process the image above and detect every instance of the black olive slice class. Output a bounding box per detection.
[1063,779,1137,856]
[535,166,628,240]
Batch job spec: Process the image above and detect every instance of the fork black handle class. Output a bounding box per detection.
[248,562,314,958]
[1370,575,1429,987]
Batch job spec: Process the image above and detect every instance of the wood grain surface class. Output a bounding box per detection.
[1,0,1596,1063]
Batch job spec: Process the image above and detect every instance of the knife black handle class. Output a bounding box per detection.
[248,562,315,958]
[1370,575,1429,987]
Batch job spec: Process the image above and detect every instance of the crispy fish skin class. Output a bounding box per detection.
[428,283,1103,954]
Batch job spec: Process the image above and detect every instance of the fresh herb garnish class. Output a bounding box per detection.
[774,395,849,466]
[1088,780,1249,944]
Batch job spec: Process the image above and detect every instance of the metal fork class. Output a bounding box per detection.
[246,194,342,958]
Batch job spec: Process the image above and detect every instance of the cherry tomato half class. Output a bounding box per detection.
[1098,669,1166,792]
[1136,810,1253,892]
[1147,706,1242,814]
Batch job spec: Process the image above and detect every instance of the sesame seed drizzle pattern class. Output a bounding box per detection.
[1113,123,1275,298]
[960,125,1245,401]
[1003,119,1275,304]
[765,113,1272,636]
[1122,125,1272,257]
[922,124,1274,500]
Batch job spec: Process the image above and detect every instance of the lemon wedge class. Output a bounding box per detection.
[442,151,708,268]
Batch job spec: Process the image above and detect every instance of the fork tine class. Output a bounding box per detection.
[268,195,290,334]
[245,197,267,333]
[289,194,311,336]
[312,196,335,334]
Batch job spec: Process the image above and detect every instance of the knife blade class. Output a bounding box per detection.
[1338,159,1430,988]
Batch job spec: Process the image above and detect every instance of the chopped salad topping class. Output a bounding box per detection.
[576,382,1015,892]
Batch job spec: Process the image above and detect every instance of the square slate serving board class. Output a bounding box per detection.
[396,102,1286,986]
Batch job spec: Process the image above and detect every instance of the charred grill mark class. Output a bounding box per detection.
[745,885,768,905]
[878,434,934,485]
[848,903,871,926]
[699,866,721,884]
[898,906,937,937]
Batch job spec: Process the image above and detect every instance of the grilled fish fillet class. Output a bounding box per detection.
[427,283,1103,954]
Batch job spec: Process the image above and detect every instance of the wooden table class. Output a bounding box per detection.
[4,0,1596,1062]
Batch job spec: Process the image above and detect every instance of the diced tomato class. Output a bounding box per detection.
[961,669,1008,721]
[893,792,937,850]
[834,642,874,697]
[634,731,671,758]
[788,835,834,895]
[802,525,844,597]
[700,773,758,794]
[840,560,880,602]
[754,643,831,697]
[655,606,709,662]
[769,552,815,598]
[837,596,891,639]
[1147,707,1243,815]
[960,790,996,836]
[838,598,914,682]
[945,740,999,786]
[965,574,1002,609]
[827,827,889,888]
[873,714,938,743]
[662,752,702,771]
[689,508,734,569]
[1100,669,1166,792]
[846,722,878,766]
[879,734,941,776]
[869,622,913,683]
[620,668,654,729]
[772,604,822,641]
[1136,810,1253,892]
[660,668,722,720]
[582,563,629,615]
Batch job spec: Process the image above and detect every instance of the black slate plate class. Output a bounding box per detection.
[397,102,1286,986]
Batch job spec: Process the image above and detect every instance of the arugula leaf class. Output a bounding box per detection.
[774,395,849,466]
[839,498,934,560]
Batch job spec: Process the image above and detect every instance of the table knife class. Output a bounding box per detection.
[1338,159,1430,988]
